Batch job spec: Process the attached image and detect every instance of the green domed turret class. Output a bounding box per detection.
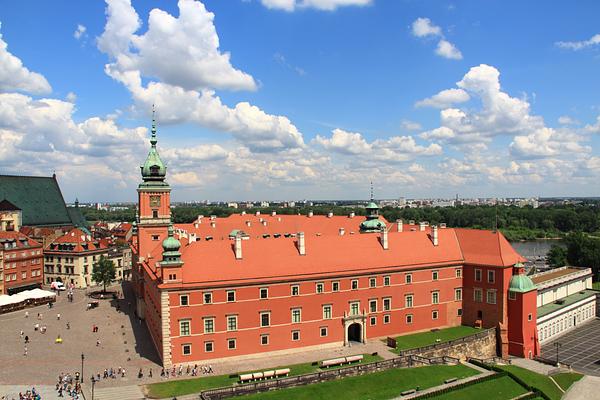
[162,224,181,264]
[359,186,387,233]
[140,109,168,186]
[509,263,536,293]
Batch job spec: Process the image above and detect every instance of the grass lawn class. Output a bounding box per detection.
[432,375,528,400]
[238,364,479,400]
[552,372,583,392]
[145,353,383,398]
[393,325,482,352]
[496,365,563,400]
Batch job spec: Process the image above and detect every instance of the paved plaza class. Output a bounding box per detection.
[0,282,161,390]
[540,318,600,376]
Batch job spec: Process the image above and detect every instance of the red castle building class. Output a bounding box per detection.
[132,121,539,367]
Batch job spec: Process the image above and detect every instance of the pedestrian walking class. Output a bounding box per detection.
[20,330,24,338]
[57,313,61,320]
[96,339,101,347]
[25,311,29,318]
[24,335,29,344]
[66,322,70,329]
[24,345,28,356]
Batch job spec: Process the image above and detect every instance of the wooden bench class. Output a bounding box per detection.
[275,368,290,377]
[320,357,346,368]
[239,368,290,383]
[444,377,457,384]
[345,355,363,363]
[401,389,416,396]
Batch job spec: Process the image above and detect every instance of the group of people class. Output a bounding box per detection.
[55,373,81,399]
[159,364,214,378]
[93,367,127,380]
[0,387,41,400]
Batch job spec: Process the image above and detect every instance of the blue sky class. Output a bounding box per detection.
[0,0,599,202]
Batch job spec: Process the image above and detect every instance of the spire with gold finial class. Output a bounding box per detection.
[140,105,168,185]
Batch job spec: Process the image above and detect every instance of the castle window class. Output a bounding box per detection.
[405,273,412,284]
[474,288,483,302]
[260,312,270,327]
[475,269,482,282]
[260,287,268,299]
[332,281,340,292]
[455,268,462,278]
[291,308,302,323]
[350,301,360,316]
[227,339,236,350]
[291,285,300,296]
[432,271,439,281]
[320,327,328,337]
[369,277,376,288]
[227,315,238,331]
[405,314,412,324]
[203,318,214,334]
[179,320,191,336]
[509,291,517,300]
[455,288,462,301]
[316,282,324,294]
[457,308,463,316]
[488,270,495,284]
[432,310,439,320]
[179,295,189,306]
[152,210,158,218]
[261,334,269,345]
[369,299,377,313]
[182,344,191,356]
[227,290,236,302]
[292,330,300,341]
[203,292,212,304]
[432,291,439,304]
[370,316,376,326]
[486,289,497,305]
[383,276,390,286]
[323,305,332,319]
[384,297,392,311]
[351,279,358,290]
[204,341,213,352]
[152,235,159,241]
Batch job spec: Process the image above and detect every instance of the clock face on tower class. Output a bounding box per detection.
[150,195,161,208]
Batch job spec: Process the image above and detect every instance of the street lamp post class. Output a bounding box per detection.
[81,353,85,386]
[554,342,562,366]
[91,376,95,400]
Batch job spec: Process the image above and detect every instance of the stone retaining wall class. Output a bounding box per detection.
[399,328,497,361]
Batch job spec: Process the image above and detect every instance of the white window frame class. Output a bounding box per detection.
[203,317,214,334]
[227,315,238,331]
[179,294,189,306]
[405,273,412,284]
[260,312,271,327]
[369,277,376,288]
[323,304,332,320]
[291,285,300,296]
[316,282,324,294]
[179,319,191,336]
[203,292,212,304]
[432,291,439,305]
[432,271,439,281]
[475,269,482,282]
[351,279,359,290]
[383,275,391,286]
[488,270,495,284]
[474,288,483,303]
[227,290,236,302]
[291,308,302,323]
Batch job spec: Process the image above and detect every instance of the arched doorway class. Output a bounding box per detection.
[348,323,362,343]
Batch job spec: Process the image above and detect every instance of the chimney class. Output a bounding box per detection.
[246,220,251,227]
[194,223,199,229]
[262,220,267,226]
[241,211,246,215]
[380,228,388,250]
[297,232,306,255]
[396,219,403,232]
[308,211,313,218]
[349,212,355,218]
[255,211,260,216]
[432,225,439,246]
[210,221,216,228]
[419,222,426,232]
[327,212,333,218]
[189,233,197,243]
[235,234,242,259]
[339,228,345,236]
[440,223,447,229]
[271,211,276,217]
[409,220,415,225]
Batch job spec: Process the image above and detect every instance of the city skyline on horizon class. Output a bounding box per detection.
[1,1,599,202]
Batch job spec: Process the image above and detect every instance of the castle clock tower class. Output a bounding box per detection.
[137,111,171,265]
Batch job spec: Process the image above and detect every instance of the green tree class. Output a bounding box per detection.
[546,244,567,268]
[92,255,116,292]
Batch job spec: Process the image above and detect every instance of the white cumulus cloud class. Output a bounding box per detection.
[0,27,51,94]
[411,17,442,38]
[415,88,469,108]
[73,24,87,40]
[436,39,463,60]
[411,17,462,60]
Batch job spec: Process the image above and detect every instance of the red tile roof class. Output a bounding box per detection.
[0,230,41,248]
[175,213,388,241]
[454,228,527,267]
[46,227,109,253]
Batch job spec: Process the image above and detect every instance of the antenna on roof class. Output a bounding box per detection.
[370,180,374,201]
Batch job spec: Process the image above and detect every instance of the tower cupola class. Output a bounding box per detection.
[360,181,387,233]
[140,107,167,184]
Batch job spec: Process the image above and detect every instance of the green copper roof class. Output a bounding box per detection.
[366,201,379,210]
[162,225,181,253]
[537,289,597,318]
[67,206,88,228]
[0,174,75,226]
[140,114,167,183]
[509,274,536,293]
[360,218,387,232]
